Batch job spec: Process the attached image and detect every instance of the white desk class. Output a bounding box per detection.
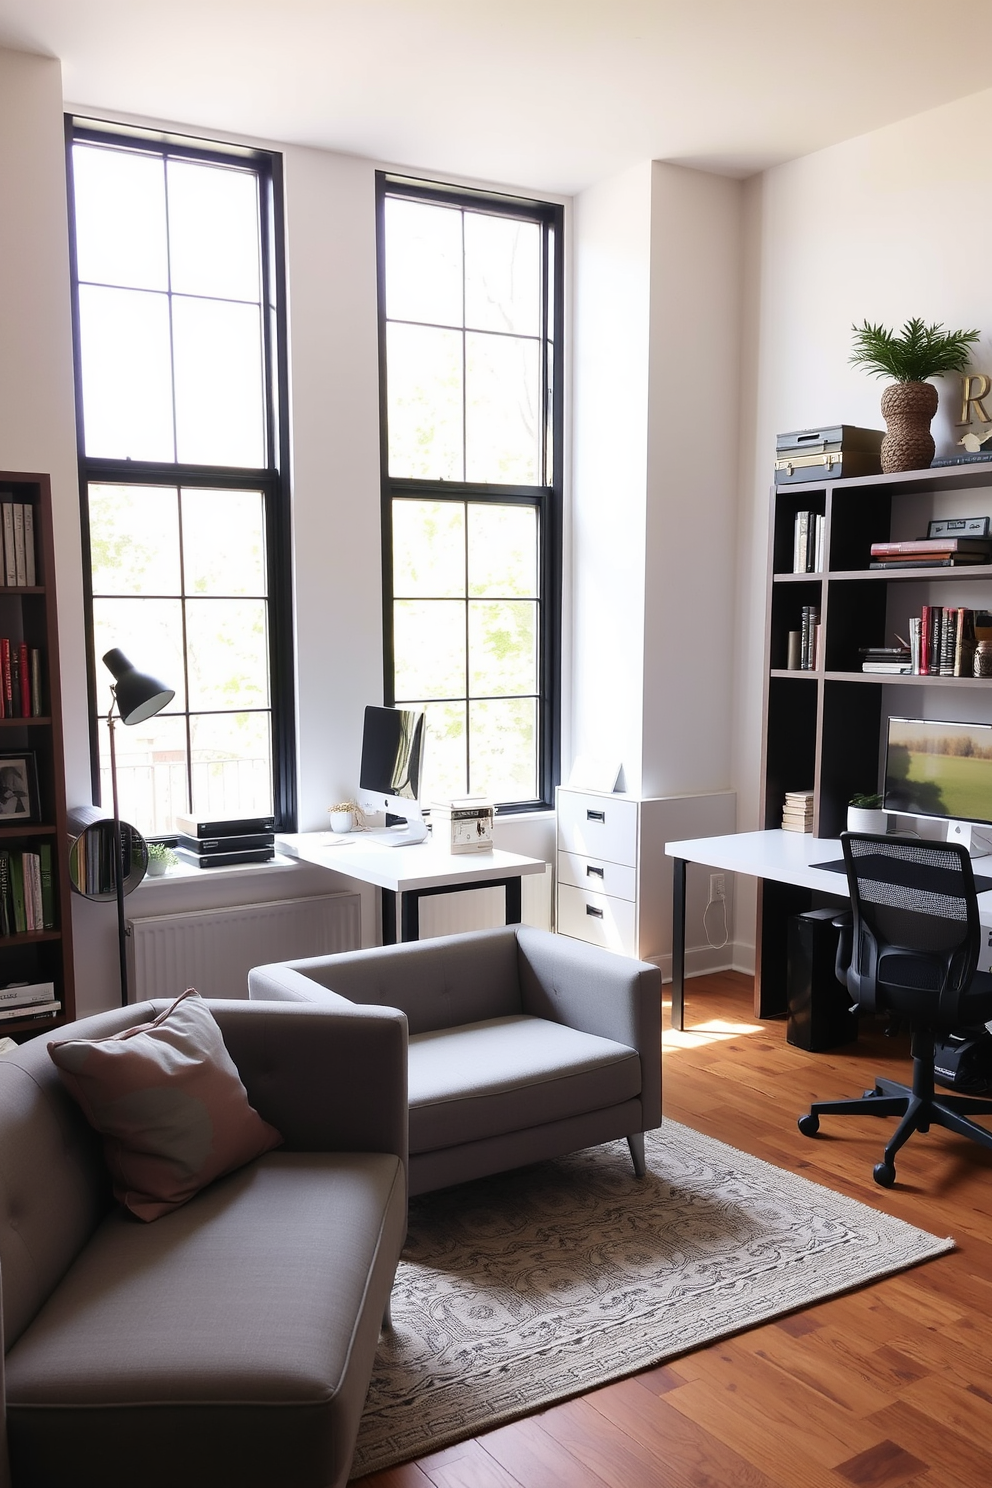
[277,833,547,943]
[665,829,992,1030]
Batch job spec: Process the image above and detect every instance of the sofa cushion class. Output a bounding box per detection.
[48,989,282,1220]
[407,1013,641,1153]
[5,1149,405,1488]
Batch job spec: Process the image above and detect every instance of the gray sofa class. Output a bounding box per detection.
[0,998,408,1488]
[249,925,662,1196]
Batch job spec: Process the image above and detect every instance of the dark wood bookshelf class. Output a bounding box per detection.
[0,471,75,1037]
[761,460,992,843]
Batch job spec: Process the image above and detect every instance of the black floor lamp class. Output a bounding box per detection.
[102,649,175,1006]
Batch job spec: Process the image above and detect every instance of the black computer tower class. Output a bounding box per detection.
[786,907,858,1051]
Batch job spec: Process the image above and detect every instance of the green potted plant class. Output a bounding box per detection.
[850,318,981,473]
[145,841,179,877]
[847,792,887,834]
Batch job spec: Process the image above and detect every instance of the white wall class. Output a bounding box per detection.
[733,84,992,962]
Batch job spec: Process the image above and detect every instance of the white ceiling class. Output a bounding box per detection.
[2,0,992,194]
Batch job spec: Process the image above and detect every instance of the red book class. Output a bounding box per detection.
[18,643,29,718]
[920,605,931,675]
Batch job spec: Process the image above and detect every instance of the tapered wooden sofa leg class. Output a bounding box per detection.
[627,1132,647,1178]
[382,1294,393,1332]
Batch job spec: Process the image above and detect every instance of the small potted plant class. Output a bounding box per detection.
[145,841,179,877]
[850,318,981,473]
[328,800,360,834]
[847,793,887,834]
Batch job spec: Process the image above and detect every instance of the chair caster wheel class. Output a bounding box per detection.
[798,1113,819,1137]
[873,1162,896,1188]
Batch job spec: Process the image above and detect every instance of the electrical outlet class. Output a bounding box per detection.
[710,873,726,901]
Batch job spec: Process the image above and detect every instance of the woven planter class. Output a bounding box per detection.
[879,381,939,473]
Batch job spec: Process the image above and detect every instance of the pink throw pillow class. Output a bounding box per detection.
[49,989,282,1221]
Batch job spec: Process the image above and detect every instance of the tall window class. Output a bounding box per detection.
[67,121,294,835]
[377,175,562,810]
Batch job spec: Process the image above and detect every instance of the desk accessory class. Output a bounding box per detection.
[431,797,494,853]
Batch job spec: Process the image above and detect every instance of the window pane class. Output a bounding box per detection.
[185,599,269,710]
[72,144,168,291]
[92,597,187,711]
[420,700,467,802]
[172,297,265,467]
[468,504,537,597]
[469,600,537,697]
[392,499,465,598]
[182,489,266,596]
[394,600,465,700]
[464,214,540,336]
[465,332,540,484]
[190,712,273,820]
[167,159,261,302]
[469,697,537,801]
[78,285,175,460]
[386,323,463,480]
[98,711,188,835]
[385,199,462,327]
[89,485,181,596]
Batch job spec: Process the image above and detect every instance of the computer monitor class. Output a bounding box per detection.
[358,705,428,845]
[883,716,992,853]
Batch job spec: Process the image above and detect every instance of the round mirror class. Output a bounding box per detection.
[67,819,148,900]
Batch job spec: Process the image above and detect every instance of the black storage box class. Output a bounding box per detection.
[775,425,884,485]
[787,907,858,1051]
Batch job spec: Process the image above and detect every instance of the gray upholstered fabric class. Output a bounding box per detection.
[250,925,663,1197]
[408,1014,640,1152]
[6,1151,405,1488]
[249,926,523,1033]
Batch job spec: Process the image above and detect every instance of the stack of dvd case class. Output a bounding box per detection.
[174,814,276,869]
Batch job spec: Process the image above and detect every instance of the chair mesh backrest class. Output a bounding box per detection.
[842,833,980,1009]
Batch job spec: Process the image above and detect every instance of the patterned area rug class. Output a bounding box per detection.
[350,1121,953,1479]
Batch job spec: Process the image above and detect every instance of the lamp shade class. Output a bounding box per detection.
[103,649,175,726]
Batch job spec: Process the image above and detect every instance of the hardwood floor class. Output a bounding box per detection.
[355,971,992,1487]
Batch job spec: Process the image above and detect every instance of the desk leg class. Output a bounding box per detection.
[382,890,398,946]
[671,857,687,1032]
[755,877,810,1019]
[504,877,522,925]
[401,891,421,942]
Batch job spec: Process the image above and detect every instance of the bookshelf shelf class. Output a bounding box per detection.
[762,462,992,840]
[0,472,74,1034]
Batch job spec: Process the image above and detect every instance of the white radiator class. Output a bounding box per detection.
[127,892,362,1002]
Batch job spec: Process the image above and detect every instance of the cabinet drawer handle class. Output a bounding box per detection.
[586,865,605,878]
[586,809,606,822]
[585,905,604,919]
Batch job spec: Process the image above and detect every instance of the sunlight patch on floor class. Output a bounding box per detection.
[662,1017,765,1052]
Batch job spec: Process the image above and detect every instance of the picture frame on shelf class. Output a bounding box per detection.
[0,752,40,823]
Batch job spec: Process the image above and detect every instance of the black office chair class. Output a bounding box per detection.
[798,831,992,1186]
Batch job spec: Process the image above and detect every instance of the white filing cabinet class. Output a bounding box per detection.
[555,787,668,963]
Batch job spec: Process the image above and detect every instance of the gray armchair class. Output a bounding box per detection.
[249,925,662,1196]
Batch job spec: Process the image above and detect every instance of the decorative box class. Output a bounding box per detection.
[431,797,494,853]
[775,425,884,484]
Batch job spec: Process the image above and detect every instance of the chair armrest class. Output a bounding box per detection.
[514,927,661,1127]
[832,911,853,989]
[248,961,355,1007]
[207,1001,408,1176]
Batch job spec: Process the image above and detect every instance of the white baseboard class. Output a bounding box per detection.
[656,939,751,983]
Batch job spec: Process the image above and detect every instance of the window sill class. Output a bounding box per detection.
[132,853,300,890]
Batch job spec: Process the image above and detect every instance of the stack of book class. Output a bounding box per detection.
[782,790,814,833]
[0,640,43,718]
[0,845,54,934]
[918,606,978,676]
[861,646,912,674]
[793,510,825,573]
[0,500,37,588]
[869,538,992,569]
[0,980,60,1024]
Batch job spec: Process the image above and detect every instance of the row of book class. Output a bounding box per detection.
[0,501,37,588]
[786,605,820,670]
[0,846,55,936]
[0,641,43,718]
[859,610,985,676]
[71,823,139,896]
[792,510,825,574]
[0,980,60,1023]
[868,537,992,570]
[782,789,813,833]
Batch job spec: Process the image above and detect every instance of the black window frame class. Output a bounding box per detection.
[375,171,563,813]
[65,117,297,832]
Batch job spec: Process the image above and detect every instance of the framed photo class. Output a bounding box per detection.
[0,753,40,823]
[927,515,992,538]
